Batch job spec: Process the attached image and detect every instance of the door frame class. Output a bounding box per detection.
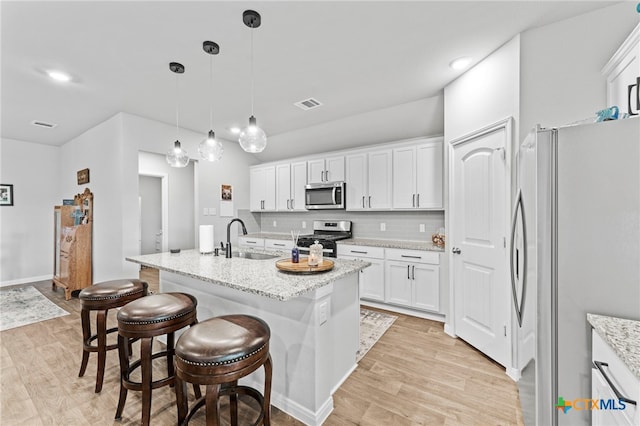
[138,172,169,254]
[447,116,518,379]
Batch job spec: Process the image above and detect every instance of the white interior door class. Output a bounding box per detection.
[451,122,509,367]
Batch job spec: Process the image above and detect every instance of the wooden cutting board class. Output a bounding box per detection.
[275,258,334,274]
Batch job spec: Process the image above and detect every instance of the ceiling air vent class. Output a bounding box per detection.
[294,98,323,111]
[31,120,57,129]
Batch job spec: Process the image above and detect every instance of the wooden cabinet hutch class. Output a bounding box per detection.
[53,188,93,300]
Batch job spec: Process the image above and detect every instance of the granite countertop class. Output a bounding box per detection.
[587,313,640,380]
[126,249,369,302]
[242,233,445,252]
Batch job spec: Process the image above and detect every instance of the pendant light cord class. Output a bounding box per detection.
[175,72,180,140]
[209,53,214,130]
[250,22,255,116]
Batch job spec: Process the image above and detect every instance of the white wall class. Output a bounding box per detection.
[0,138,60,285]
[520,2,638,137]
[139,175,162,254]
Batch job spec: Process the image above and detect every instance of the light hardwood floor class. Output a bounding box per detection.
[1,269,523,425]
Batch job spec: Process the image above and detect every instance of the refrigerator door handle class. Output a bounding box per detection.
[510,190,527,327]
[593,361,637,406]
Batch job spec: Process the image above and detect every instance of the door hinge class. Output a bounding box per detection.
[503,237,506,248]
[504,325,507,337]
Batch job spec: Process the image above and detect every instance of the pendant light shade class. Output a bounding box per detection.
[238,115,267,153]
[167,140,189,167]
[198,41,224,162]
[239,10,267,153]
[166,62,189,168]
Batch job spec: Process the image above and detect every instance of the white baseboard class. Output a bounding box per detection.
[360,300,445,322]
[506,366,521,382]
[444,323,457,338]
[0,275,52,288]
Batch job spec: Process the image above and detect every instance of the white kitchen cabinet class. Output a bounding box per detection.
[238,237,265,249]
[591,330,639,426]
[384,248,439,312]
[392,138,443,210]
[249,165,276,212]
[602,23,639,116]
[338,244,385,302]
[345,149,392,211]
[276,161,306,211]
[307,155,345,184]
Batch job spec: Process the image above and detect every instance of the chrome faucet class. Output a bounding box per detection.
[226,218,248,258]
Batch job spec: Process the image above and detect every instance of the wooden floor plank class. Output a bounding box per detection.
[0,272,522,425]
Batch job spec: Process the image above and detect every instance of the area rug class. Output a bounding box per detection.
[357,308,397,362]
[0,286,70,331]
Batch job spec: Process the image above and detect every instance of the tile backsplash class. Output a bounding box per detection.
[238,209,444,242]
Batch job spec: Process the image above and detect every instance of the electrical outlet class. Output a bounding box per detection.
[302,221,307,229]
[273,220,277,227]
[419,224,425,233]
[380,223,386,231]
[209,208,216,216]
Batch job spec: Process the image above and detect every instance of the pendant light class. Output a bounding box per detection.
[238,10,267,153]
[166,62,189,168]
[198,41,224,162]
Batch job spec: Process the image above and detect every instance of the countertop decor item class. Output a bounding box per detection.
[275,257,334,274]
[198,40,224,162]
[238,10,267,153]
[166,62,189,168]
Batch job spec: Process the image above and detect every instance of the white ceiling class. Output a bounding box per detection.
[1,1,615,161]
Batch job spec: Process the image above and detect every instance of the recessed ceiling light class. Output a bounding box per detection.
[47,70,72,82]
[449,57,472,70]
[229,127,241,135]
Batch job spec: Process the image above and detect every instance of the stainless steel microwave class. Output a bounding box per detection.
[305,182,346,210]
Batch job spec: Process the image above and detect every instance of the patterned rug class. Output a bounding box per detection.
[0,286,70,331]
[357,308,397,362]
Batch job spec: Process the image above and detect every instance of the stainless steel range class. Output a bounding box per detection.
[297,220,352,258]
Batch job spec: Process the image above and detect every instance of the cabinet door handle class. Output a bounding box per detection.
[287,199,290,210]
[321,171,325,182]
[407,265,411,280]
[350,250,368,254]
[412,194,416,207]
[362,196,365,208]
[593,361,637,405]
[412,265,415,280]
[273,243,286,247]
[416,193,420,208]
[401,254,422,259]
[368,196,371,208]
[325,170,329,181]
[291,199,295,209]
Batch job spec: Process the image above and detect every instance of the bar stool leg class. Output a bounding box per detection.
[141,337,153,426]
[205,384,222,426]
[95,309,108,393]
[175,374,188,424]
[264,354,273,426]
[115,334,130,420]
[167,331,175,387]
[78,308,91,378]
[229,380,238,426]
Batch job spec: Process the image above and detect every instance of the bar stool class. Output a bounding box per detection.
[78,279,148,393]
[174,314,272,426]
[115,292,198,426]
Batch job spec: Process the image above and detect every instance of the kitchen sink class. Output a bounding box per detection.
[232,251,279,260]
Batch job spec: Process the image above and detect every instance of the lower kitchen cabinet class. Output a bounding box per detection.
[338,245,385,302]
[384,248,439,313]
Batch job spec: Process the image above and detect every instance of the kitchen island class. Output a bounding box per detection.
[126,249,369,426]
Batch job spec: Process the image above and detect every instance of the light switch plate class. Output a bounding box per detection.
[419,224,425,232]
[380,223,386,231]
[209,208,216,216]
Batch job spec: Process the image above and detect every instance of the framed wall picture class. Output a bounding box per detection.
[221,184,232,201]
[0,184,14,206]
[77,168,90,185]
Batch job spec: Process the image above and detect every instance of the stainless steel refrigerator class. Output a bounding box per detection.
[511,117,640,426]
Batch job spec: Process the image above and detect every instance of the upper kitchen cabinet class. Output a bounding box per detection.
[602,23,639,117]
[392,138,443,210]
[307,155,345,184]
[276,161,307,211]
[249,165,276,212]
[345,149,392,211]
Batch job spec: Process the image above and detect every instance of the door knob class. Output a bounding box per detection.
[452,247,462,254]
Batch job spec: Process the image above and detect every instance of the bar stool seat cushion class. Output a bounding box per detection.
[79,279,147,304]
[117,293,197,337]
[176,315,270,367]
